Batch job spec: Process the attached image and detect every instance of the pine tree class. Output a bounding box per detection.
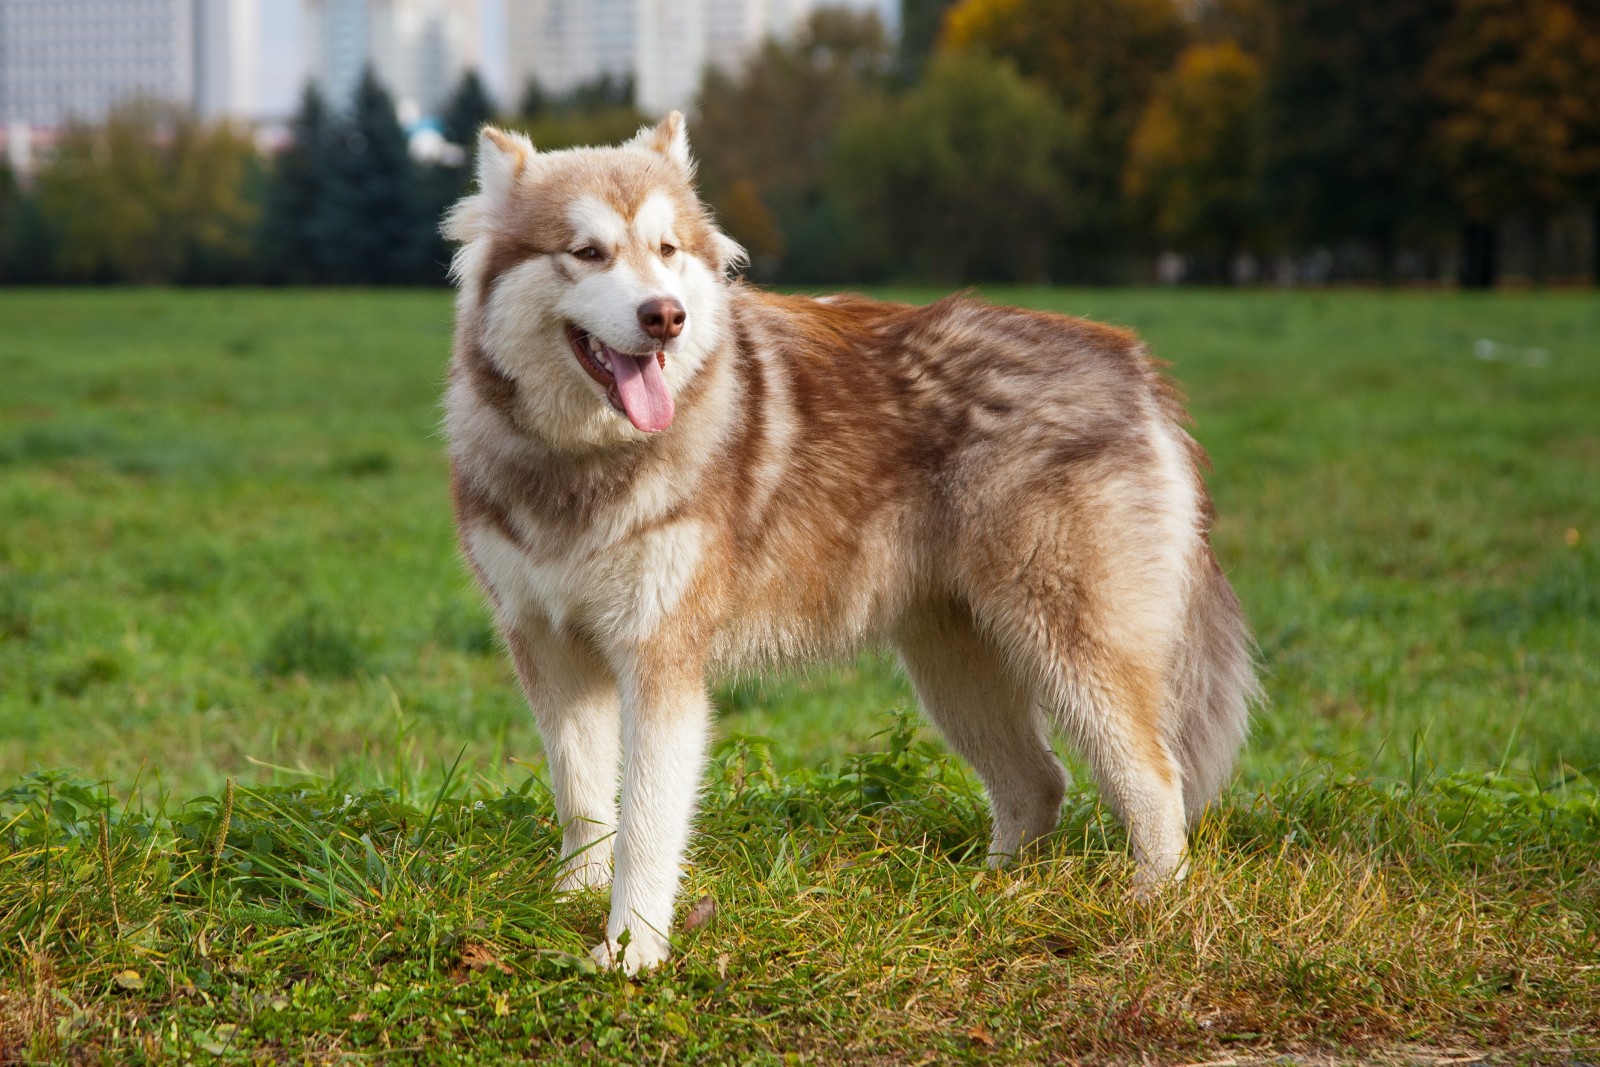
[318,69,418,284]
[518,81,549,121]
[440,70,497,151]
[260,84,332,282]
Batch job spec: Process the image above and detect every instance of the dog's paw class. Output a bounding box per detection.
[555,861,612,895]
[1128,855,1189,902]
[590,933,670,975]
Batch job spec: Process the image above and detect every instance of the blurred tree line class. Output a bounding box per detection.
[1,0,1597,288]
[0,62,646,287]
[693,0,1600,285]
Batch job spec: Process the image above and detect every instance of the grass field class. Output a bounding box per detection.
[0,287,1596,1063]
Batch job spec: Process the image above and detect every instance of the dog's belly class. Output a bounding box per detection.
[708,529,920,673]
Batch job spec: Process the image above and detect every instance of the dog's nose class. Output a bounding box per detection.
[637,298,686,341]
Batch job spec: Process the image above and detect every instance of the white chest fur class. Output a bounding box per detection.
[467,515,707,644]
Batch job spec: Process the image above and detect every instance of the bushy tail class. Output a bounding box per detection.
[1166,551,1262,825]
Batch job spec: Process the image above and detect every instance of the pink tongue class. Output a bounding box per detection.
[610,348,675,432]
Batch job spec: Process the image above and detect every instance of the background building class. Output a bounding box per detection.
[503,0,635,102]
[196,0,261,121]
[0,0,198,128]
[306,0,481,121]
[635,0,706,115]
[507,0,893,115]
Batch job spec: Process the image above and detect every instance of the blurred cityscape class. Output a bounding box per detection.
[0,0,894,163]
[0,0,1596,287]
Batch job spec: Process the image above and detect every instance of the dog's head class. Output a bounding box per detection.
[445,113,745,447]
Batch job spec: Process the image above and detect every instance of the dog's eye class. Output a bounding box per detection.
[571,246,602,261]
[660,243,677,258]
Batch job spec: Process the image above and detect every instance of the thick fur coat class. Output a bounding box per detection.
[444,115,1258,973]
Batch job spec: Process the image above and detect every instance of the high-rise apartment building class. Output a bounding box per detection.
[634,0,704,116]
[195,0,260,121]
[305,0,481,120]
[507,0,875,116]
[504,0,634,103]
[0,0,269,126]
[0,0,196,127]
[702,0,820,75]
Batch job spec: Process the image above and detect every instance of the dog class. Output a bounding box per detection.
[442,113,1258,973]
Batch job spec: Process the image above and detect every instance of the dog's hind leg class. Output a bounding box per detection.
[896,605,1068,866]
[975,588,1189,889]
[506,622,620,893]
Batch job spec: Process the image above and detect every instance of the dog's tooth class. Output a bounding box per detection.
[589,336,601,353]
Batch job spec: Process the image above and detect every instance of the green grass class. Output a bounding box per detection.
[0,287,1597,1062]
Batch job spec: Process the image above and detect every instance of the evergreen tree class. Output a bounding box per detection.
[0,160,60,283]
[421,70,498,281]
[440,70,497,150]
[260,84,333,282]
[0,162,18,283]
[568,72,635,113]
[319,69,418,284]
[518,80,550,121]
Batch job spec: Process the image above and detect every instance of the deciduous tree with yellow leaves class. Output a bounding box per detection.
[1124,40,1266,276]
[941,0,1186,258]
[1427,0,1600,286]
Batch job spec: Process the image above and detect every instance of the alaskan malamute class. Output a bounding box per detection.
[443,114,1257,972]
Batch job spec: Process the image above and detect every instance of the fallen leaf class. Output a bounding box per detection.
[967,1024,996,1047]
[112,970,143,992]
[536,948,599,974]
[682,894,716,932]
[197,1023,239,1056]
[461,942,512,975]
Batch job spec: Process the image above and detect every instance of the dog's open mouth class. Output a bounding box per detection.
[566,324,675,433]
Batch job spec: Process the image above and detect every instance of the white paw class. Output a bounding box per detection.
[1129,854,1189,901]
[985,848,1017,870]
[555,860,612,895]
[589,932,671,975]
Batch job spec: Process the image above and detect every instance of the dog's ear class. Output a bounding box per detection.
[476,126,535,205]
[443,126,535,244]
[713,231,748,278]
[630,111,692,173]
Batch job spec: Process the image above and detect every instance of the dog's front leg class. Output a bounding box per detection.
[590,656,709,974]
[504,622,620,893]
